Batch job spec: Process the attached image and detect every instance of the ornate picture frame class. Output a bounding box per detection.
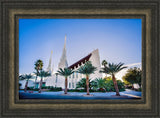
[0,0,159,117]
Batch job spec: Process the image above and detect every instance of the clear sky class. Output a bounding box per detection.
[19,19,141,74]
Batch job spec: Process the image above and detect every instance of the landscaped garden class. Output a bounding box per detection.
[19,59,142,99]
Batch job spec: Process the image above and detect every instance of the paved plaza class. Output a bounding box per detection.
[19,89,141,99]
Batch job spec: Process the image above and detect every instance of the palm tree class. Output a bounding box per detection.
[77,61,97,95]
[102,60,108,78]
[100,62,127,96]
[57,68,74,94]
[38,70,51,93]
[34,59,43,89]
[76,78,92,91]
[23,74,32,92]
[102,60,108,67]
[55,72,58,87]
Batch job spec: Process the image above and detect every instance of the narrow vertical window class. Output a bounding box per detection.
[72,72,74,78]
[72,82,74,88]
[76,72,78,78]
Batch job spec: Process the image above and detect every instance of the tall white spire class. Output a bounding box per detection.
[58,35,68,69]
[51,63,54,75]
[47,50,53,73]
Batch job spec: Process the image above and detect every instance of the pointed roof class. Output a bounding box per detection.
[46,51,53,72]
[68,53,92,69]
[58,35,68,69]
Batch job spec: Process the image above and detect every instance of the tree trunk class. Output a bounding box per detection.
[86,75,90,95]
[112,74,120,96]
[132,84,134,90]
[24,80,28,92]
[34,76,37,89]
[39,78,43,93]
[64,77,68,94]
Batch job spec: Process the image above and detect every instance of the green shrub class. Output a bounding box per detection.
[138,88,142,91]
[33,88,39,91]
[117,80,125,92]
[49,87,62,91]
[68,89,84,92]
[27,87,34,90]
[104,80,125,92]
[41,86,48,89]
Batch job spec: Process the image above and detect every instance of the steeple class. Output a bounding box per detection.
[46,50,53,73]
[58,35,68,69]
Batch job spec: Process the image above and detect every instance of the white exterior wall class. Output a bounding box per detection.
[88,49,102,80]
[45,75,65,88]
[67,49,102,89]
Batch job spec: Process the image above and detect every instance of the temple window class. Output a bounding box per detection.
[76,72,78,78]
[69,83,71,88]
[72,72,74,78]
[72,82,74,88]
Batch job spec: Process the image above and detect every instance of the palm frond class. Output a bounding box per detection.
[39,70,51,77]
[57,68,74,77]
[77,61,97,75]
[100,62,127,75]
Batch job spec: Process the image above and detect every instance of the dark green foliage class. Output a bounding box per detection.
[77,61,97,75]
[39,70,51,78]
[39,86,62,91]
[34,59,43,89]
[34,59,43,71]
[19,74,32,81]
[117,80,125,91]
[34,88,39,91]
[27,87,34,90]
[49,86,62,91]
[76,78,92,91]
[105,79,114,92]
[104,79,125,92]
[57,68,74,77]
[76,77,125,92]
[94,78,106,89]
[41,86,48,89]
[102,60,108,67]
[100,62,127,75]
[90,80,98,91]
[138,88,142,91]
[122,67,141,87]
[68,89,85,92]
[26,87,39,91]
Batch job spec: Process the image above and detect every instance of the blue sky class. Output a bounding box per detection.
[19,19,141,74]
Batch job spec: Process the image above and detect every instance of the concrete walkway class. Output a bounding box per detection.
[19,89,141,99]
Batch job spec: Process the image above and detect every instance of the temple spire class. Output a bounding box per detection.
[64,34,66,49]
[47,50,53,73]
[51,63,54,75]
[58,35,68,69]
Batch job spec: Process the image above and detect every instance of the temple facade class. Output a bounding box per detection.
[19,36,102,89]
[67,49,102,89]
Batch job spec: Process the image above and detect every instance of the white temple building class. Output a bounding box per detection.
[19,35,102,89]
